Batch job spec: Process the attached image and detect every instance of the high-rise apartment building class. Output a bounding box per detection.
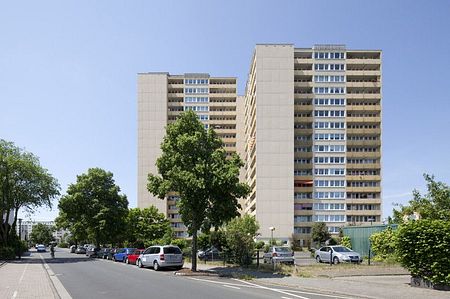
[242,44,382,246]
[138,73,238,237]
[137,44,382,245]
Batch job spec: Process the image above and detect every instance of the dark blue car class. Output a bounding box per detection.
[113,248,136,262]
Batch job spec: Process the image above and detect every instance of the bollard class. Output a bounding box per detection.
[330,249,333,266]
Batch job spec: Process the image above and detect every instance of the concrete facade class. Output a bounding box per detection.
[137,44,382,245]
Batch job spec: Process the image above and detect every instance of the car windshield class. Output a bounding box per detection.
[163,247,181,254]
[333,246,352,252]
[274,247,291,252]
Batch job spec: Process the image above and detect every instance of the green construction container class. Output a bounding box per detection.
[343,224,398,257]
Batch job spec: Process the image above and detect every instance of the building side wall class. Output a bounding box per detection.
[137,73,168,214]
[254,45,295,240]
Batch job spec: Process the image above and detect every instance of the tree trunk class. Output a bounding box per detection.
[191,230,197,272]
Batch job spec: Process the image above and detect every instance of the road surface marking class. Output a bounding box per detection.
[11,263,28,299]
[234,279,310,299]
[188,277,261,289]
[273,288,355,299]
[11,291,17,299]
[281,297,293,299]
[222,285,241,290]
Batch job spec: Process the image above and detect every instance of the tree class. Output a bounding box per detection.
[393,174,450,222]
[30,223,54,245]
[56,168,128,247]
[311,222,330,247]
[0,139,60,247]
[126,207,172,247]
[369,226,397,261]
[340,236,352,249]
[147,110,250,271]
[224,215,259,266]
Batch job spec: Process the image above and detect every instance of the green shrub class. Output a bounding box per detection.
[396,219,450,285]
[0,246,16,259]
[58,242,69,248]
[340,236,352,249]
[171,239,187,250]
[255,241,265,250]
[370,226,397,261]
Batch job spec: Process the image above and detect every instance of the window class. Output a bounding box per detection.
[314,156,345,164]
[314,110,345,117]
[314,75,345,83]
[314,98,345,106]
[314,168,345,176]
[184,97,209,103]
[314,215,345,222]
[314,133,345,140]
[294,227,311,234]
[184,87,209,94]
[294,216,312,222]
[314,122,345,129]
[314,64,345,71]
[314,52,345,59]
[314,180,346,187]
[184,79,209,85]
[197,114,209,121]
[294,192,312,199]
[184,106,209,112]
[314,192,346,199]
[314,87,345,94]
[314,145,345,152]
[313,203,345,210]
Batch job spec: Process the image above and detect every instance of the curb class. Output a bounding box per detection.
[39,254,73,299]
[0,260,6,268]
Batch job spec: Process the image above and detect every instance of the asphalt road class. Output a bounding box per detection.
[40,248,351,299]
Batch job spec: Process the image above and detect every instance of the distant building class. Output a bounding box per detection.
[17,220,69,243]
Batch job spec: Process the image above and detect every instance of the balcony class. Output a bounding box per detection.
[346,140,381,147]
[294,70,314,76]
[346,93,380,100]
[346,152,381,159]
[346,104,381,112]
[346,70,381,77]
[346,163,381,169]
[346,128,380,135]
[346,175,381,181]
[346,58,381,65]
[346,116,381,123]
[294,116,313,123]
[346,186,381,193]
[294,152,313,158]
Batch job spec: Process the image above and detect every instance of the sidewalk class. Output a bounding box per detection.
[0,253,68,299]
[182,262,450,299]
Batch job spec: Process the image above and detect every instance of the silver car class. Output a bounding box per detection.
[263,246,295,264]
[137,245,183,271]
[315,245,362,264]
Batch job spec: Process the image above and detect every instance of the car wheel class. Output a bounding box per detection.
[333,257,339,264]
[316,255,321,263]
[137,259,144,268]
[153,261,160,271]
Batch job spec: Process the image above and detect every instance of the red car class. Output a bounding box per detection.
[125,249,145,265]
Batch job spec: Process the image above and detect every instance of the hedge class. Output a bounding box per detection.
[396,219,450,285]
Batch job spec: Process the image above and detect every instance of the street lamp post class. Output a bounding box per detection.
[269,226,275,245]
[18,218,23,259]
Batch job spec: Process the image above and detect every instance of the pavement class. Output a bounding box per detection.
[183,262,450,299]
[0,253,63,298]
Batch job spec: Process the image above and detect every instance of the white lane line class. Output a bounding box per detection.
[222,285,241,290]
[273,288,355,299]
[234,279,310,299]
[11,263,28,298]
[188,277,261,289]
[281,297,293,299]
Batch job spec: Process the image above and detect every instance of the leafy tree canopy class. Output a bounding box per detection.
[224,215,260,265]
[30,223,54,245]
[0,139,60,246]
[126,207,172,247]
[147,110,250,271]
[57,168,128,247]
[311,222,331,246]
[393,174,450,222]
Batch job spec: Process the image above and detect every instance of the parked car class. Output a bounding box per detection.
[125,249,145,265]
[198,247,221,261]
[76,246,86,254]
[263,246,294,264]
[86,246,101,258]
[36,244,46,252]
[69,245,77,253]
[99,248,111,259]
[137,245,183,270]
[107,248,117,260]
[113,248,136,262]
[314,246,362,264]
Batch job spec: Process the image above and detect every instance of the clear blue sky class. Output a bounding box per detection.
[1,0,449,221]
